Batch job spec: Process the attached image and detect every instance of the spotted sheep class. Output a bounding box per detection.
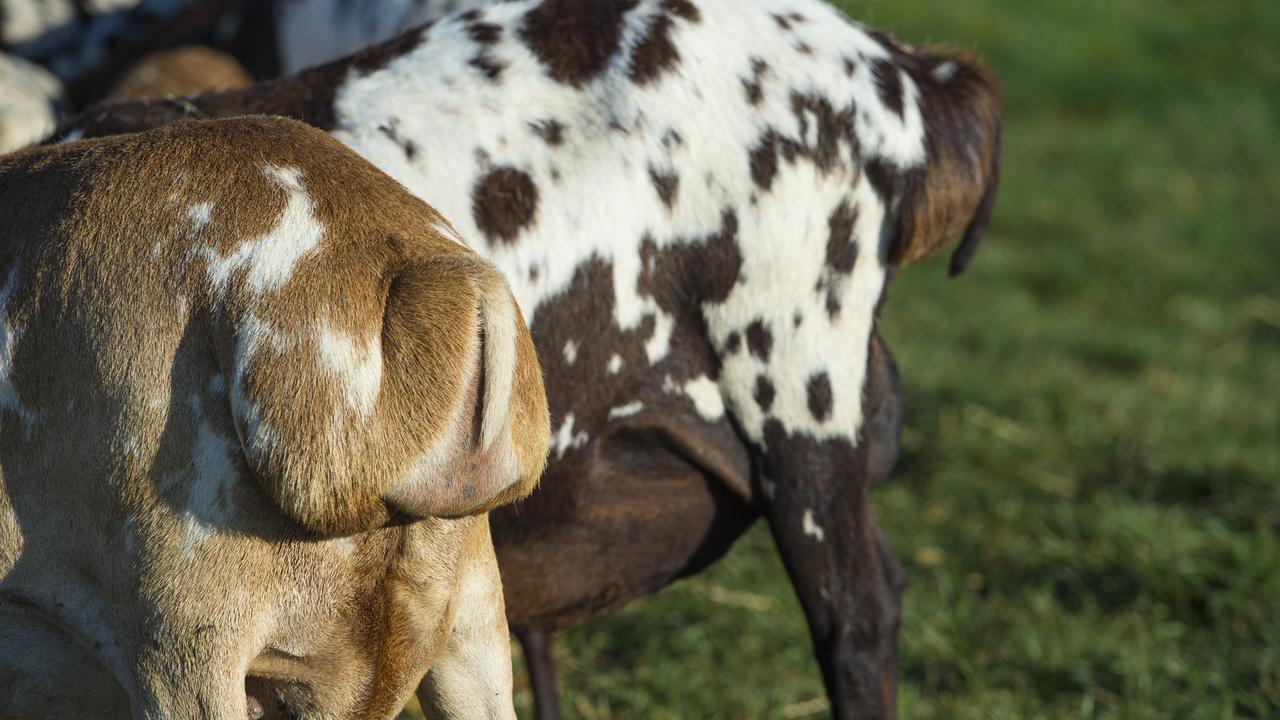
[65,0,1002,717]
[0,116,550,719]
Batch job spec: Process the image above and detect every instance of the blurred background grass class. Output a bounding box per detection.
[412,0,1280,716]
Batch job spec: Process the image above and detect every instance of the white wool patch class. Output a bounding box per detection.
[562,340,578,365]
[159,201,214,257]
[802,509,826,542]
[314,317,383,417]
[229,312,287,451]
[185,201,214,230]
[203,165,325,296]
[551,413,589,459]
[848,62,927,170]
[180,419,240,558]
[608,401,644,420]
[645,310,675,364]
[607,354,624,375]
[683,375,725,421]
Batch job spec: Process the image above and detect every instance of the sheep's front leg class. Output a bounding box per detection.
[760,479,904,720]
[753,332,907,720]
[416,519,517,720]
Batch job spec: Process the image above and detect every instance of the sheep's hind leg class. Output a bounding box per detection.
[514,627,561,720]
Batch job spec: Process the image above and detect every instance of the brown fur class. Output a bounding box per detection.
[0,117,548,718]
[109,46,253,101]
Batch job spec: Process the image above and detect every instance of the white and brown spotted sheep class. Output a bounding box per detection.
[65,0,1003,717]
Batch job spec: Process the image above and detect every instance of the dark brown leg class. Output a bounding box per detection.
[754,421,903,720]
[515,627,561,720]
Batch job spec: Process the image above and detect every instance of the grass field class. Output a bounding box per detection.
[410,1,1280,717]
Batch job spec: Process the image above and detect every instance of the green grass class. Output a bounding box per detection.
[411,1,1280,717]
